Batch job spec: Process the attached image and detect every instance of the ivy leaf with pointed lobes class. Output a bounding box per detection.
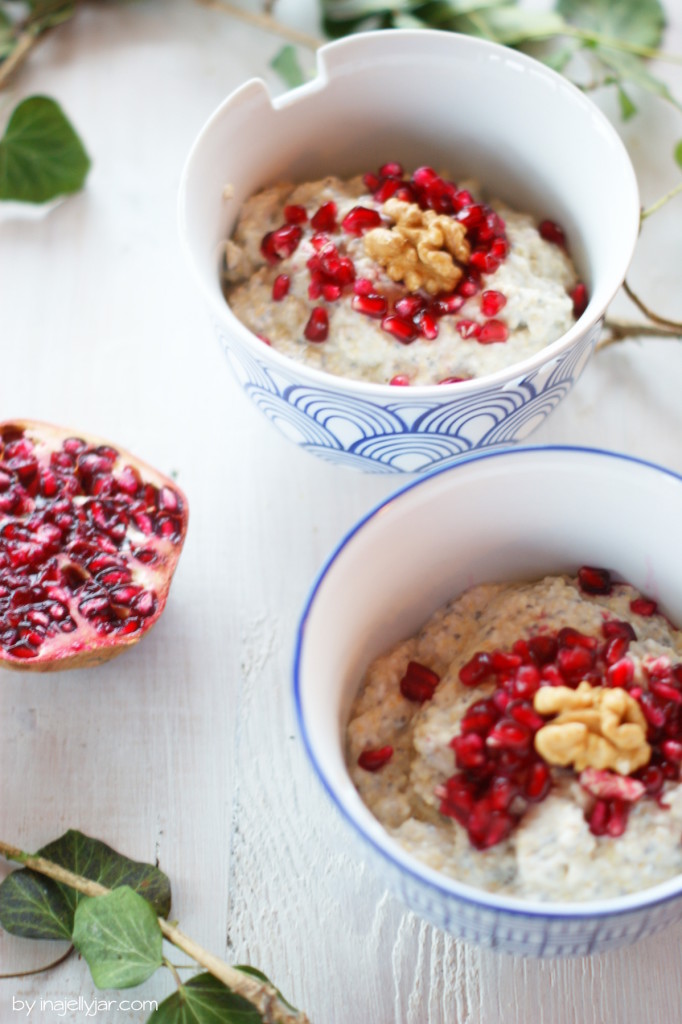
[148,973,262,1023]
[72,887,163,989]
[557,0,666,49]
[270,45,306,89]
[0,830,171,940]
[0,95,91,203]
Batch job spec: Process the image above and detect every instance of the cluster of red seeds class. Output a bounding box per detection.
[0,426,184,659]
[357,566,681,850]
[258,163,587,380]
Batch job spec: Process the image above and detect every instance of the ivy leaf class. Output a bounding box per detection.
[148,973,262,1024]
[72,887,163,989]
[0,830,171,940]
[270,45,306,89]
[457,6,567,44]
[618,84,638,120]
[557,0,666,50]
[26,0,77,30]
[321,0,412,34]
[0,95,91,204]
[597,47,680,109]
[675,140,682,169]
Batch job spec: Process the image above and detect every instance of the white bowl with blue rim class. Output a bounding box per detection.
[294,447,682,955]
[178,31,639,475]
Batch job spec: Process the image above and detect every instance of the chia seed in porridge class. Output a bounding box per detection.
[221,163,586,387]
[346,568,682,901]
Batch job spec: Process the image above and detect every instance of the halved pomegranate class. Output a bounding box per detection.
[0,420,188,671]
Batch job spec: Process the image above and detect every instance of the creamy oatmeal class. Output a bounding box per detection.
[221,163,584,386]
[346,569,682,901]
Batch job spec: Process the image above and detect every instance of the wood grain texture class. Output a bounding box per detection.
[1,2,682,1022]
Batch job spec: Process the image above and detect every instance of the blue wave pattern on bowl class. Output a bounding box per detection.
[387,858,682,956]
[213,319,601,473]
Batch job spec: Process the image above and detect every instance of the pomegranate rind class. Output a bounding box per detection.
[0,420,189,672]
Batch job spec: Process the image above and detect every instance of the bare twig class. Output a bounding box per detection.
[622,279,682,331]
[0,31,38,89]
[194,0,322,50]
[0,841,311,1024]
[598,317,682,351]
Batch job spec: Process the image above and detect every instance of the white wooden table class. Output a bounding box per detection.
[1,3,682,1021]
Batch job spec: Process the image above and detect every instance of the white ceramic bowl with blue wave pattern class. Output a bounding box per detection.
[179,31,639,475]
[294,447,682,955]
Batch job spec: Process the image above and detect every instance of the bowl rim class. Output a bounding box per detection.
[178,28,640,400]
[293,444,682,921]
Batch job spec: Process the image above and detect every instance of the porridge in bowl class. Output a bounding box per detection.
[222,163,586,387]
[346,568,682,901]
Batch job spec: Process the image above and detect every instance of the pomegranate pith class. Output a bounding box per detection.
[0,421,188,671]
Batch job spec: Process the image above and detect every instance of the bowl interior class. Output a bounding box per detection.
[295,447,682,909]
[180,30,639,338]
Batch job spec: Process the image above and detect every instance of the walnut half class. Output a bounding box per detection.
[533,681,651,776]
[363,198,471,296]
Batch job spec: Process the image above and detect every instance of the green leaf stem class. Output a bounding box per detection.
[0,830,171,940]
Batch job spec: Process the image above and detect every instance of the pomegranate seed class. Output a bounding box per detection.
[663,740,682,763]
[353,278,374,296]
[457,275,479,298]
[579,768,645,803]
[469,250,500,274]
[283,204,307,225]
[631,597,657,617]
[480,290,507,317]
[604,634,630,665]
[400,660,440,702]
[607,657,634,688]
[456,320,481,340]
[452,731,487,769]
[322,283,341,302]
[525,762,552,802]
[438,376,467,385]
[310,201,337,232]
[650,679,682,704]
[453,189,474,211]
[489,776,519,811]
[528,635,558,666]
[606,799,629,837]
[571,282,588,317]
[588,799,609,836]
[638,765,664,796]
[272,274,290,301]
[460,699,499,735]
[578,565,612,595]
[557,645,595,682]
[511,665,541,700]
[394,295,425,319]
[389,375,410,386]
[358,746,394,772]
[352,293,387,319]
[507,700,544,732]
[260,224,302,263]
[478,319,508,344]
[363,172,380,191]
[539,219,567,247]
[379,162,403,178]
[557,627,598,650]
[341,206,382,235]
[417,312,439,339]
[639,692,666,728]
[468,801,514,850]
[437,775,474,825]
[458,204,484,230]
[486,718,532,754]
[374,179,400,203]
[303,307,329,343]
[602,619,637,641]
[381,315,417,345]
[491,651,522,673]
[459,651,493,686]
